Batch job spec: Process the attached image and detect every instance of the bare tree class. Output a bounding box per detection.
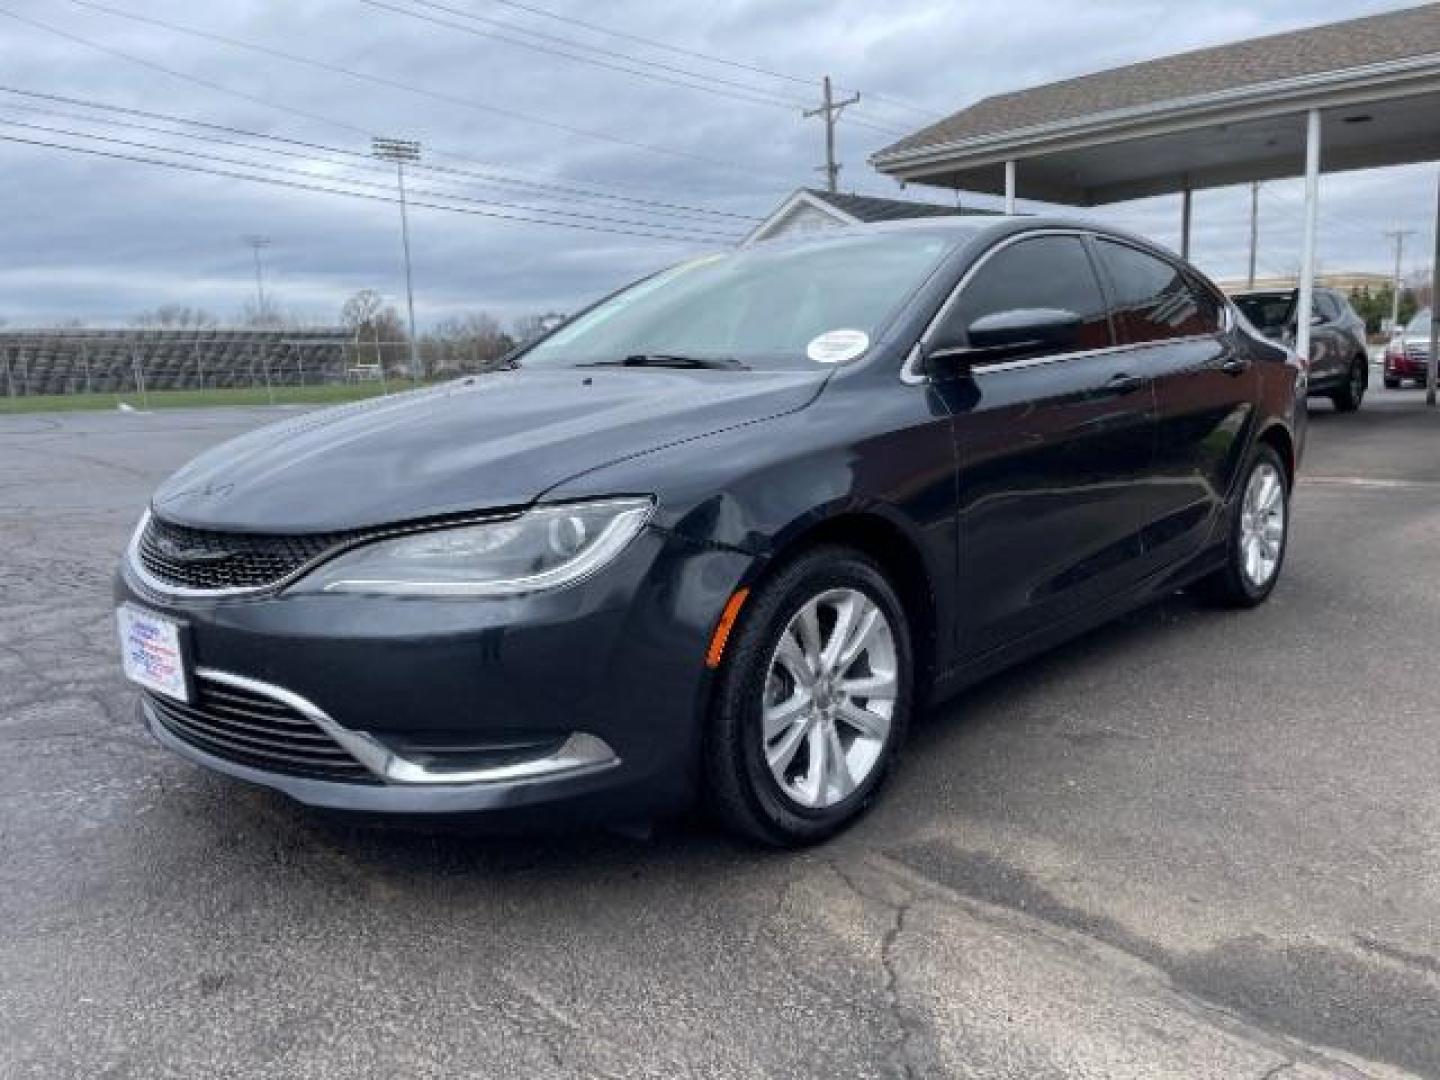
[512,311,566,345]
[132,304,219,329]
[340,289,408,371]
[1406,265,1434,313]
[424,312,514,374]
[340,289,385,332]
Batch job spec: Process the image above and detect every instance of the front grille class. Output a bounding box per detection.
[146,674,377,783]
[138,515,364,592]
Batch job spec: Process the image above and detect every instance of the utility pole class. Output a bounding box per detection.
[1428,169,1438,407]
[373,137,422,377]
[241,235,271,321]
[1247,181,1260,289]
[804,76,860,193]
[1384,228,1415,334]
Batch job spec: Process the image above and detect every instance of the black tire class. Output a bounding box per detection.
[703,546,912,847]
[1331,358,1366,412]
[1192,444,1290,609]
[1383,377,1401,390]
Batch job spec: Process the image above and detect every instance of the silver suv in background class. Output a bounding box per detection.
[1233,287,1369,412]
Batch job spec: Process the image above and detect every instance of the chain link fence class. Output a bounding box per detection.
[0,329,513,410]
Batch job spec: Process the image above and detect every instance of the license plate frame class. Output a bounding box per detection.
[117,603,191,704]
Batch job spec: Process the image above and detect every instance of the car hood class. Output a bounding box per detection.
[152,366,828,532]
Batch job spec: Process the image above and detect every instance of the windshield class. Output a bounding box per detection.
[1407,309,1433,338]
[519,229,963,369]
[1234,292,1294,332]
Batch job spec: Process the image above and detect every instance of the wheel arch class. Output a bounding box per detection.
[753,508,943,703]
[1255,422,1296,490]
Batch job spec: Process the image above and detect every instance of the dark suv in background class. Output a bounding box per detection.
[1232,286,1368,412]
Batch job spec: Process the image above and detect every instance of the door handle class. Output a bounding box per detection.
[1103,373,1145,395]
[1221,357,1251,376]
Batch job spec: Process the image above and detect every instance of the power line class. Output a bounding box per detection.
[0,87,762,223]
[363,0,812,109]
[37,0,764,174]
[0,116,744,241]
[0,131,736,245]
[355,0,904,135]
[461,0,942,120]
[361,0,910,135]
[0,6,787,206]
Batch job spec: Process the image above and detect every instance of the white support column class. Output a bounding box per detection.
[1004,160,1016,215]
[1428,166,1439,408]
[1180,180,1193,260]
[1295,109,1322,369]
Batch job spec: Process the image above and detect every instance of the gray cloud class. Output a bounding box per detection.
[0,0,1432,331]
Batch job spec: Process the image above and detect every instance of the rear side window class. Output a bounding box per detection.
[940,235,1112,362]
[1094,239,1220,343]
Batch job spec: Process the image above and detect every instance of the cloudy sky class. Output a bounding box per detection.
[0,0,1434,331]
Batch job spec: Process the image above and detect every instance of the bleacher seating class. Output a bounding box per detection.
[0,328,352,396]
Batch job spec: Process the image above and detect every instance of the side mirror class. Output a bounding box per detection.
[925,307,1083,378]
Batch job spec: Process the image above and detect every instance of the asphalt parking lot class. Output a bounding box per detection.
[2,386,1438,1079]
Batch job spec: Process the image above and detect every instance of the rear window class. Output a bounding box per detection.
[1093,240,1221,343]
[1234,293,1294,332]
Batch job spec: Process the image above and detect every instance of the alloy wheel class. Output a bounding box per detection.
[1239,462,1285,588]
[761,588,897,809]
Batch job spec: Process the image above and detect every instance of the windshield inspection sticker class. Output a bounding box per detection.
[806,329,870,364]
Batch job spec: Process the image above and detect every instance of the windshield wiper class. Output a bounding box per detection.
[583,353,748,370]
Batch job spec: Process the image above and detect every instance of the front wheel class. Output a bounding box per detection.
[1192,445,1290,609]
[1331,359,1366,412]
[703,547,912,846]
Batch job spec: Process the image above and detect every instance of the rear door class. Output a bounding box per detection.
[1090,238,1252,571]
[936,232,1159,658]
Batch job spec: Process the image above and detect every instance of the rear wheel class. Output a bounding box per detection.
[704,546,912,846]
[1193,444,1289,609]
[1383,376,1401,390]
[1331,358,1366,412]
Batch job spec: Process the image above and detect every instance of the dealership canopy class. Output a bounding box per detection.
[871,3,1440,403]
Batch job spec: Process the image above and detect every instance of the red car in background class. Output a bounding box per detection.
[1384,309,1434,389]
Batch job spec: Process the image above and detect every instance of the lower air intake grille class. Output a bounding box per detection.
[147,673,377,783]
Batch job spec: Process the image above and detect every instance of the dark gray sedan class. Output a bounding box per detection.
[1233,286,1369,411]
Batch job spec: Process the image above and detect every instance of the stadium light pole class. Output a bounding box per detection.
[241,235,271,321]
[372,137,421,377]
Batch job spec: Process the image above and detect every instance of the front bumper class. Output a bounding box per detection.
[118,526,753,821]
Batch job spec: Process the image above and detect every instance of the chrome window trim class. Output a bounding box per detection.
[901,227,1230,385]
[169,668,621,786]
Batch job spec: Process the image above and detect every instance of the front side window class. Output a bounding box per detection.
[937,235,1112,364]
[519,230,965,369]
[1095,239,1220,343]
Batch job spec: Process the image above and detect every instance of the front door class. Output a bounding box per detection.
[930,233,1159,660]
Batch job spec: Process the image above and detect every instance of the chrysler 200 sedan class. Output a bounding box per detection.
[116,219,1305,846]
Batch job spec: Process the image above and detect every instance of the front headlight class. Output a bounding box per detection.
[287,497,654,597]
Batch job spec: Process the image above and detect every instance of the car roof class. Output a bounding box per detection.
[760,214,1194,265]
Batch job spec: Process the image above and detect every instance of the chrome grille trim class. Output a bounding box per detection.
[130,511,370,598]
[146,668,623,788]
[145,670,376,783]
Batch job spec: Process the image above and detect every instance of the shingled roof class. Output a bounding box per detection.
[875,3,1440,161]
[802,188,979,223]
